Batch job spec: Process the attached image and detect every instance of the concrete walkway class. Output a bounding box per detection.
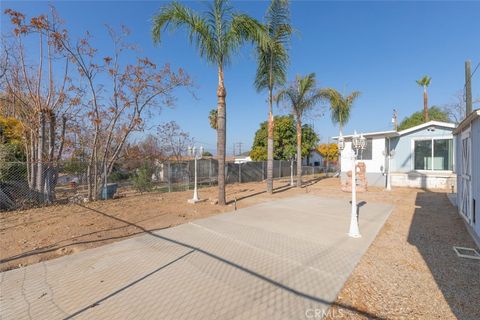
[1,195,393,320]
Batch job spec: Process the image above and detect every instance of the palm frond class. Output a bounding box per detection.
[230,14,270,52]
[319,87,360,128]
[254,0,291,93]
[276,73,322,118]
[152,2,216,64]
[416,75,432,87]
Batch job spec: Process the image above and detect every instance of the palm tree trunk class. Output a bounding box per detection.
[423,86,429,122]
[217,65,227,205]
[266,90,274,194]
[338,125,343,175]
[296,117,302,188]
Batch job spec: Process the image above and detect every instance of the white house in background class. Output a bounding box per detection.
[335,121,456,189]
[453,109,480,247]
[302,149,324,167]
[234,156,252,164]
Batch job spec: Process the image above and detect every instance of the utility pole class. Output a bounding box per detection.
[465,60,473,115]
[233,142,243,156]
[237,142,243,155]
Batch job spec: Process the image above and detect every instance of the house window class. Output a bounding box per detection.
[414,138,453,171]
[358,138,372,160]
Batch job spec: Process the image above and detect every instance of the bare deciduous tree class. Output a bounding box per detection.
[38,14,192,200]
[2,8,80,202]
[2,7,192,202]
[441,91,480,124]
[156,121,194,161]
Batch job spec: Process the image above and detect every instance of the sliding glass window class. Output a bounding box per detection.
[414,138,453,171]
[433,139,453,171]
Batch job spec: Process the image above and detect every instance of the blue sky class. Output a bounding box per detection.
[2,1,479,155]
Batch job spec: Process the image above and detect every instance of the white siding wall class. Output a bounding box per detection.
[456,117,480,246]
[340,138,386,173]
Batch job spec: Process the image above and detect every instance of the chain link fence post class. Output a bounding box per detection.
[187,160,190,190]
[209,158,212,186]
[238,163,241,183]
[168,161,171,192]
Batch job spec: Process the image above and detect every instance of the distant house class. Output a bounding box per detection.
[336,121,456,189]
[234,152,252,164]
[453,109,480,246]
[302,149,324,167]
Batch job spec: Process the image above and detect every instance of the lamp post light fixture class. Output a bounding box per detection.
[338,131,366,238]
[188,145,203,204]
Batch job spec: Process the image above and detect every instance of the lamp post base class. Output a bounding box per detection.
[188,198,207,204]
[348,232,362,238]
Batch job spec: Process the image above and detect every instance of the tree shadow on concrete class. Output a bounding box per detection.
[60,203,386,320]
[1,177,324,269]
[407,191,480,319]
[227,176,326,205]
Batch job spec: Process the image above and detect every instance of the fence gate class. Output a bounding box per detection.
[460,129,472,222]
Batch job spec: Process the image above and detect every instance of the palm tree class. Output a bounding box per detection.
[254,0,291,194]
[416,75,431,122]
[276,73,323,187]
[152,0,269,205]
[319,88,361,136]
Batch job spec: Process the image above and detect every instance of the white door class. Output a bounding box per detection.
[460,130,472,222]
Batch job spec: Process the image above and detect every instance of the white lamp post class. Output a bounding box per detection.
[188,145,203,204]
[290,155,295,187]
[338,131,366,238]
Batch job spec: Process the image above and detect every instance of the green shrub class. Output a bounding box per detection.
[109,170,130,182]
[132,164,154,193]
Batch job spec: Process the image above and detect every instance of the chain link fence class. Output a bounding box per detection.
[0,159,335,212]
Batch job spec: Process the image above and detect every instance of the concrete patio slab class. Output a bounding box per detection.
[0,195,393,320]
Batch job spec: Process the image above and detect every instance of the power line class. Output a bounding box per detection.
[464,60,480,95]
[471,61,480,78]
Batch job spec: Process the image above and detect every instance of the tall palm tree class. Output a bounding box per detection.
[276,73,323,187]
[152,0,268,205]
[416,75,431,122]
[319,88,361,136]
[254,0,291,194]
[255,0,292,194]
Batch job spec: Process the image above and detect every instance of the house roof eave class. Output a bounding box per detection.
[453,109,480,134]
[332,130,398,140]
[332,120,456,141]
[397,120,455,136]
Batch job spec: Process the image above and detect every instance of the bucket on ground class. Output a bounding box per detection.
[100,183,118,200]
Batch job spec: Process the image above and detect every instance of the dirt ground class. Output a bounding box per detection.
[1,177,479,319]
[0,177,318,271]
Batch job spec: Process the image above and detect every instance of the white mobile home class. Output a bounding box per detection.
[453,109,480,246]
[337,121,456,189]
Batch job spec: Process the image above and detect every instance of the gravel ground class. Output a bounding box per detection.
[1,177,479,319]
[317,183,480,320]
